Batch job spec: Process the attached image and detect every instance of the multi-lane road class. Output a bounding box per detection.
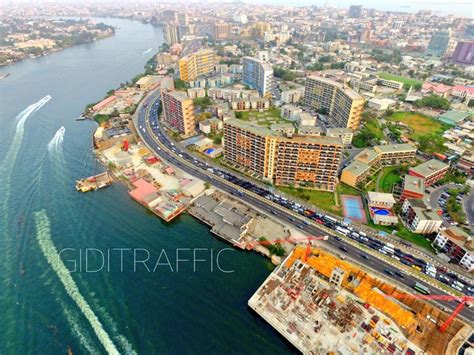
[133,90,474,322]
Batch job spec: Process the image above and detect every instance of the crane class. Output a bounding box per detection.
[250,235,329,261]
[388,291,473,332]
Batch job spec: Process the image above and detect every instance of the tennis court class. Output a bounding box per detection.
[341,195,367,224]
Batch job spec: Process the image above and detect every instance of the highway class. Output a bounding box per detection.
[133,91,474,322]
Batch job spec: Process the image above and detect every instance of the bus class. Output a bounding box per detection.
[323,215,338,225]
[413,282,430,295]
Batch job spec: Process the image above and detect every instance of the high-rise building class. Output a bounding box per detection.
[177,13,189,26]
[178,49,216,81]
[451,41,474,65]
[212,22,231,40]
[242,57,273,97]
[162,10,178,23]
[349,5,363,18]
[464,24,474,40]
[392,21,403,31]
[223,119,343,191]
[161,91,196,137]
[163,24,181,45]
[303,76,365,130]
[426,30,451,57]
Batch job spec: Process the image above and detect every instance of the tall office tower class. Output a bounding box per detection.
[223,119,343,191]
[451,41,474,65]
[464,24,474,40]
[242,57,273,97]
[349,5,363,18]
[161,91,196,137]
[177,13,189,26]
[303,76,365,130]
[212,22,231,40]
[163,24,181,45]
[392,21,403,31]
[426,30,452,57]
[162,10,178,23]
[178,49,216,81]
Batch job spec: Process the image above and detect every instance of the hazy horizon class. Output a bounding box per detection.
[3,0,474,18]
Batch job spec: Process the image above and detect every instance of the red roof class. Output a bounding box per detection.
[422,82,452,94]
[129,179,158,202]
[452,85,474,94]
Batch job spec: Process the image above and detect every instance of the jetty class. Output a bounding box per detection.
[75,172,113,192]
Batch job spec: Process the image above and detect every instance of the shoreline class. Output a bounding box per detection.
[0,31,115,68]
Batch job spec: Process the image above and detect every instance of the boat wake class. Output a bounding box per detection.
[34,210,120,355]
[142,48,152,55]
[47,126,65,154]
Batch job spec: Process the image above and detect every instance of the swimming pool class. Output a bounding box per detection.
[374,209,390,216]
[204,148,215,154]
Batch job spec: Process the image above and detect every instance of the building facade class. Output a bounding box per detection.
[303,76,365,130]
[408,159,449,187]
[161,90,196,137]
[400,199,443,234]
[163,24,181,45]
[242,57,273,97]
[179,49,216,81]
[223,119,343,191]
[432,227,473,271]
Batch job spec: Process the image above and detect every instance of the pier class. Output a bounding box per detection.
[75,172,113,192]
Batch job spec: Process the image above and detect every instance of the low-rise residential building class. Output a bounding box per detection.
[366,192,398,225]
[421,82,452,98]
[432,226,473,271]
[326,127,353,146]
[230,98,270,111]
[187,87,206,99]
[408,159,449,187]
[437,110,472,126]
[377,78,404,90]
[457,150,474,175]
[400,175,425,202]
[281,104,302,120]
[280,86,304,104]
[400,198,443,234]
[199,118,223,134]
[341,144,417,187]
[367,98,397,111]
[297,112,316,127]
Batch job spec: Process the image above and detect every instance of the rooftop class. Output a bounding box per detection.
[439,226,474,251]
[225,119,343,145]
[410,159,449,178]
[374,143,417,154]
[403,175,425,194]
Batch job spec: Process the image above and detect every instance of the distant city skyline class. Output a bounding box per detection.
[4,0,474,18]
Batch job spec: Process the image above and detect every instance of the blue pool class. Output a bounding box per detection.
[204,148,215,154]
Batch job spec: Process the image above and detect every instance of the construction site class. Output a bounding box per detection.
[248,246,472,354]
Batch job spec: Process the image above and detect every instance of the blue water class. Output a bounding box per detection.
[374,209,390,216]
[0,18,297,354]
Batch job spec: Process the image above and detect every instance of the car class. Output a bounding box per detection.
[384,269,395,276]
[360,254,369,260]
[395,271,405,278]
[339,246,348,252]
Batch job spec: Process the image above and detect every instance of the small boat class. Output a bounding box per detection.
[20,262,25,276]
[76,114,87,121]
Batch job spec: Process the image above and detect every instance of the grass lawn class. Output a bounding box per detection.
[385,111,447,138]
[279,186,342,216]
[378,167,404,193]
[365,117,384,139]
[378,72,422,87]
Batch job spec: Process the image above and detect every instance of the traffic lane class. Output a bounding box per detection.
[138,111,474,320]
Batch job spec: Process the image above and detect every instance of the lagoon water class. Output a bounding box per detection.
[0,18,296,354]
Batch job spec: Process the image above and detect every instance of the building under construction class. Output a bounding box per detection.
[248,246,471,354]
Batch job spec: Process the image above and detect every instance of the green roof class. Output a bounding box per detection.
[437,110,471,125]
